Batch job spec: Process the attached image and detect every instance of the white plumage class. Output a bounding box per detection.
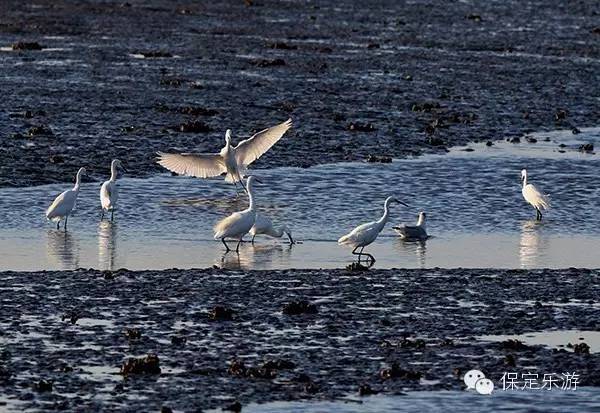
[214,176,260,252]
[100,159,126,221]
[157,118,292,192]
[338,196,408,264]
[521,169,550,220]
[249,214,294,244]
[393,211,428,240]
[46,167,86,231]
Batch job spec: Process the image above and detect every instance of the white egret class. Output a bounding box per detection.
[156,118,292,193]
[100,159,127,221]
[214,176,260,252]
[338,196,408,264]
[393,211,428,240]
[521,169,550,220]
[46,167,86,231]
[249,214,294,244]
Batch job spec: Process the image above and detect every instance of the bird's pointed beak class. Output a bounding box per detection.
[253,177,263,184]
[121,165,128,173]
[397,200,409,207]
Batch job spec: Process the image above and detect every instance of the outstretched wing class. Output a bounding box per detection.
[156,152,226,178]
[234,118,293,166]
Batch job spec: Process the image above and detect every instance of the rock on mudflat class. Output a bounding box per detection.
[121,354,161,375]
[11,41,44,50]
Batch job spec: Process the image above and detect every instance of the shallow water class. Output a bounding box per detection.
[479,330,600,353]
[0,127,598,271]
[208,389,600,413]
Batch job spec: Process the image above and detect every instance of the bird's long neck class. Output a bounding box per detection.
[417,216,426,229]
[522,172,528,188]
[110,162,118,182]
[110,163,117,182]
[378,200,391,224]
[247,184,256,211]
[73,170,83,191]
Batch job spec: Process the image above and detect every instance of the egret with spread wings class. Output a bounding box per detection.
[156,118,292,193]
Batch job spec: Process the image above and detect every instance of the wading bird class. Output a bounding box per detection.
[393,211,428,240]
[521,169,550,220]
[249,214,294,244]
[46,167,86,231]
[338,196,408,264]
[100,159,126,221]
[156,118,292,193]
[214,176,260,252]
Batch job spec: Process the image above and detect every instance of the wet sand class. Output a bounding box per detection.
[1,0,599,187]
[1,268,599,411]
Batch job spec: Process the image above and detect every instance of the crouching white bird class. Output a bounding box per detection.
[393,211,428,240]
[338,196,408,264]
[100,159,127,221]
[156,118,292,193]
[521,169,550,221]
[249,214,294,244]
[214,176,260,252]
[46,167,86,231]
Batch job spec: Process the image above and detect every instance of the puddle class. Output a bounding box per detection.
[0,127,599,271]
[207,389,600,413]
[479,330,600,353]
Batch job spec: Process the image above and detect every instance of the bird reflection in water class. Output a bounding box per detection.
[98,221,118,271]
[218,242,293,270]
[394,238,427,268]
[519,220,547,268]
[46,229,79,269]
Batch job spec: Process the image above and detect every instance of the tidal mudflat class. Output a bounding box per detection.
[1,268,599,411]
[1,1,600,411]
[1,0,599,187]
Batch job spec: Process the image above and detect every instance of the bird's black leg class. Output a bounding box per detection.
[251,235,256,245]
[359,246,366,262]
[221,238,231,252]
[536,208,542,221]
[235,238,242,253]
[100,209,104,221]
[64,216,68,232]
[111,209,114,222]
[56,221,60,230]
[365,253,376,265]
[237,174,248,194]
[352,246,362,263]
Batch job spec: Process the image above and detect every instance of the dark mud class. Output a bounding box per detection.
[0,0,599,187]
[0,268,599,411]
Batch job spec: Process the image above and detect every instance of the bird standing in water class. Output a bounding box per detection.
[521,169,550,220]
[100,159,127,221]
[338,196,408,264]
[46,167,86,231]
[156,119,292,194]
[249,214,294,244]
[214,176,261,252]
[393,211,428,240]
